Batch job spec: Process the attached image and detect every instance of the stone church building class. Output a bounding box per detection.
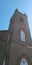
[0,9,32,65]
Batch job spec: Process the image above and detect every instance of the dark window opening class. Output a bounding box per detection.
[20,17,23,22]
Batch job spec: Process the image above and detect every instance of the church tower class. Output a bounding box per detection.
[2,9,32,65]
[8,9,32,65]
[9,9,31,43]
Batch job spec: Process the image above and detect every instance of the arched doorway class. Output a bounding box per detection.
[20,58,28,65]
[17,54,31,65]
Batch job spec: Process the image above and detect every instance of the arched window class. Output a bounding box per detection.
[20,30,25,42]
[20,58,28,65]
[3,59,5,65]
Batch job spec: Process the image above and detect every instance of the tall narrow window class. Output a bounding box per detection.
[20,58,28,65]
[7,34,10,43]
[20,30,25,42]
[3,59,5,65]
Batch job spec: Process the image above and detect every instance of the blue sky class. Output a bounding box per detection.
[0,0,32,37]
